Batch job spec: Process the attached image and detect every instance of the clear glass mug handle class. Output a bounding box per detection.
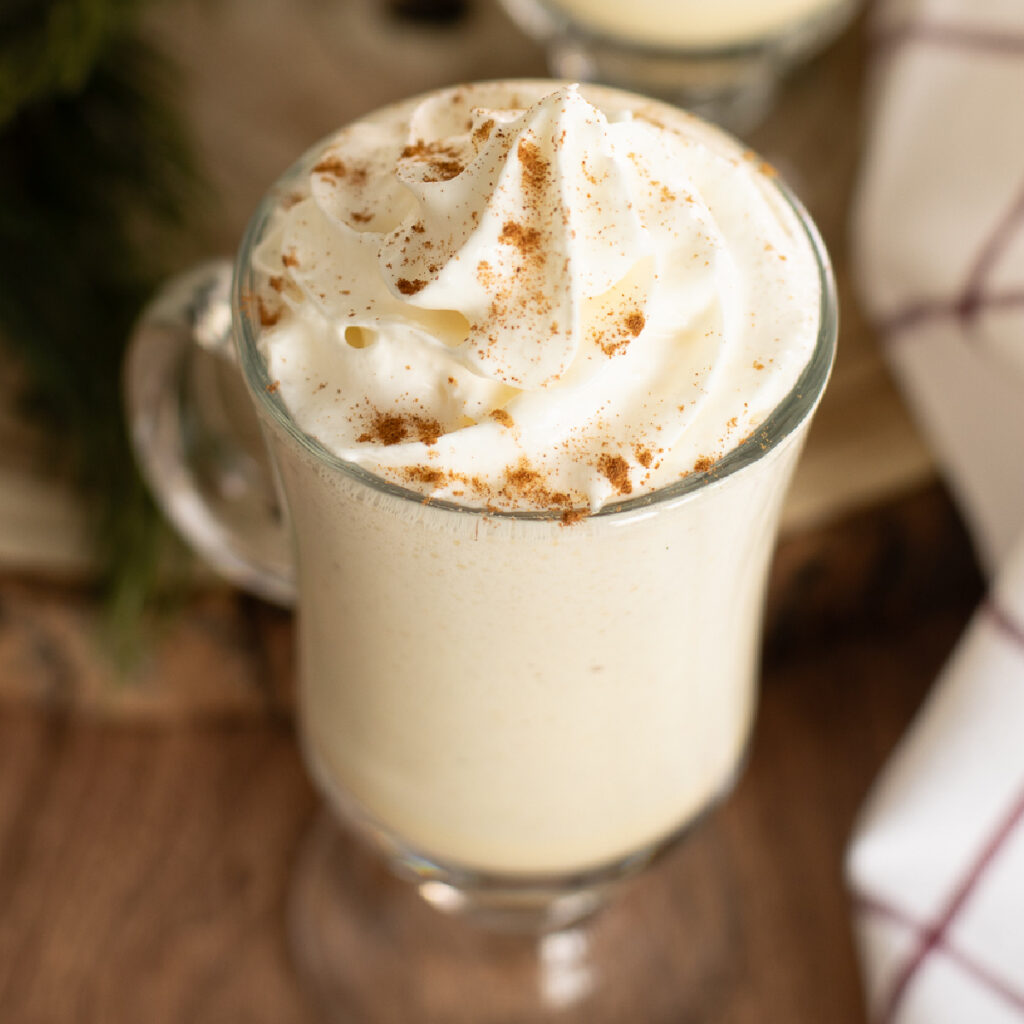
[124,260,296,606]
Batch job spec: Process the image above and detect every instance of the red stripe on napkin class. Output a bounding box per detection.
[872,789,1024,1022]
[874,21,1024,59]
[857,894,1024,1015]
[882,176,1024,341]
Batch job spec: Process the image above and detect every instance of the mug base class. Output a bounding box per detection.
[288,807,729,1023]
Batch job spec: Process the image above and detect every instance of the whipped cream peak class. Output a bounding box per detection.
[379,85,649,389]
[252,82,821,514]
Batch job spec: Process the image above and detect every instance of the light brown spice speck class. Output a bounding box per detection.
[517,138,549,191]
[258,298,281,327]
[499,458,571,509]
[356,411,443,447]
[499,221,543,255]
[597,454,632,495]
[624,311,645,337]
[473,119,495,145]
[396,278,428,296]
[403,466,446,486]
[313,156,347,177]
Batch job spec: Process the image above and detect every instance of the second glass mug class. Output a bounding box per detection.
[126,89,836,1022]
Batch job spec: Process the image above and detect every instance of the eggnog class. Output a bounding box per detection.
[240,82,833,875]
[539,0,853,49]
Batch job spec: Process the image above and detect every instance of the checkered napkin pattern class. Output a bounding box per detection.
[846,1,1024,1021]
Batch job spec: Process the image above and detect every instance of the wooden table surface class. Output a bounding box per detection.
[0,2,989,1021]
[0,485,986,1023]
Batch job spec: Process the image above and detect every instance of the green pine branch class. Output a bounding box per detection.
[0,0,205,662]
[0,0,147,125]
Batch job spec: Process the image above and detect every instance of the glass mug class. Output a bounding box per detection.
[126,93,836,1022]
[498,0,861,133]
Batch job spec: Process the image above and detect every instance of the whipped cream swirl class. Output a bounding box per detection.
[252,82,820,513]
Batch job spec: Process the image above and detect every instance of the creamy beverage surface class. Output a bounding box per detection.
[253,82,818,516]
[245,82,830,875]
[538,0,849,47]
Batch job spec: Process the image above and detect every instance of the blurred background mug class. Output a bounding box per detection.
[498,0,861,132]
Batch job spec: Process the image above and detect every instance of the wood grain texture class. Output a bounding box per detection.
[0,713,319,1023]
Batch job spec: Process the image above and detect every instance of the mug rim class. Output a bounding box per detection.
[231,80,838,524]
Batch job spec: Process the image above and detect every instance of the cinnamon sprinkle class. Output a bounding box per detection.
[624,311,645,337]
[499,221,543,256]
[423,160,463,182]
[402,140,452,160]
[401,139,465,181]
[258,298,281,327]
[489,409,514,428]
[499,458,571,508]
[476,260,495,287]
[517,138,549,191]
[313,156,348,177]
[473,119,495,145]
[356,410,443,447]
[415,417,442,445]
[403,466,446,486]
[396,278,428,296]
[597,454,632,496]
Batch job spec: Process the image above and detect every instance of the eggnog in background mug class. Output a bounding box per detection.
[127,80,836,1021]
[498,0,861,131]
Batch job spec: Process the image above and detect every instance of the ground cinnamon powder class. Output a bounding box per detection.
[312,156,347,177]
[597,454,633,496]
[357,411,443,447]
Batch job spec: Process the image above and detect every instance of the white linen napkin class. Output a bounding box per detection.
[846,0,1024,1021]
